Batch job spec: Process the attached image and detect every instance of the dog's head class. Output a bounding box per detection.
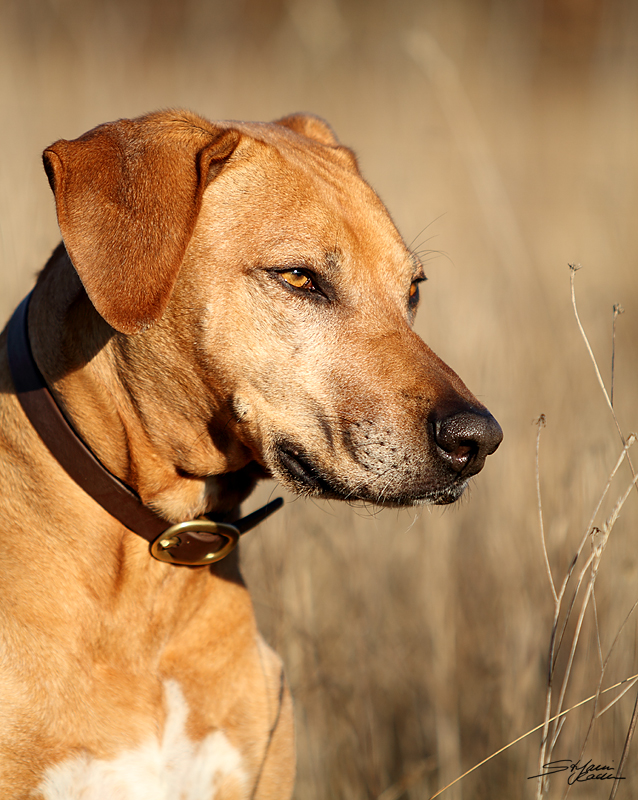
[43,111,501,510]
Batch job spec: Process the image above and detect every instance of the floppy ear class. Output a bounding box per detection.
[274,113,340,146]
[42,111,241,334]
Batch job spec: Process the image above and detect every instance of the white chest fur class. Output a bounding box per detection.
[34,680,248,800]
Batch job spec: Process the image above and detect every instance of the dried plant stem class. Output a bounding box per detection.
[537,684,554,798]
[533,269,638,796]
[536,415,557,604]
[535,436,635,797]
[611,303,624,409]
[610,690,638,800]
[569,265,636,483]
[423,673,638,800]
[535,413,555,798]
[594,601,638,720]
[549,553,602,755]
[544,443,638,790]
[569,266,638,792]
[597,675,638,718]
[606,476,638,797]
[569,266,614,416]
[551,471,638,745]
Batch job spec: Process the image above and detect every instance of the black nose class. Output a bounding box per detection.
[433,408,503,477]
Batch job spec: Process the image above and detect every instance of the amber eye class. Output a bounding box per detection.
[280,269,314,290]
[409,281,420,303]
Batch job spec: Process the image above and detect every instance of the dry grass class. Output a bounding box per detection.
[1,1,637,797]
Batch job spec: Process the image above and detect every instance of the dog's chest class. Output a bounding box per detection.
[34,680,248,800]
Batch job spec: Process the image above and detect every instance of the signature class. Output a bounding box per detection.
[528,759,626,785]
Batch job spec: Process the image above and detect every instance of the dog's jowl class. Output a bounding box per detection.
[0,111,501,798]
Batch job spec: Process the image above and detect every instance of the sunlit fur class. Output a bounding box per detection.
[0,110,497,796]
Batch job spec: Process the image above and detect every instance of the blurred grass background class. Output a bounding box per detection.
[1,0,638,797]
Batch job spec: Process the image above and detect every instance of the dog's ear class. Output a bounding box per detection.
[274,113,340,147]
[275,113,359,172]
[42,112,241,334]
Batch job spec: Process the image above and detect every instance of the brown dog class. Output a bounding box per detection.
[0,111,501,797]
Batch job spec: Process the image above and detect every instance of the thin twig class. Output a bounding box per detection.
[548,562,597,755]
[592,584,604,672]
[578,436,635,574]
[537,269,637,796]
[548,471,638,759]
[611,303,624,409]
[537,437,635,798]
[535,411,555,798]
[550,438,634,674]
[600,473,638,796]
[597,673,638,719]
[569,265,636,488]
[535,415,557,604]
[425,674,638,800]
[610,689,638,800]
[569,265,615,423]
[566,597,638,796]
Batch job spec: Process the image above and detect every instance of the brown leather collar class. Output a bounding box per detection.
[7,292,282,566]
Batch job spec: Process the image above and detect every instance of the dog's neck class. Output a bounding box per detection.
[28,250,260,523]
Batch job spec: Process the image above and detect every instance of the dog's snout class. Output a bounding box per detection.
[433,409,503,477]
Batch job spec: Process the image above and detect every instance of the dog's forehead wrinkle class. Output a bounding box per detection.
[238,122,358,178]
[209,130,382,220]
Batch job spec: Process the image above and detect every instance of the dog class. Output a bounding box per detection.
[0,110,502,798]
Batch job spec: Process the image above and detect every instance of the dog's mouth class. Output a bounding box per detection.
[272,440,469,507]
[275,443,338,496]
[424,482,468,506]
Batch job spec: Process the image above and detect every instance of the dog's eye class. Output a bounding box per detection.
[409,280,421,305]
[280,269,314,291]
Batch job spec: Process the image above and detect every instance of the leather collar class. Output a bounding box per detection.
[7,292,282,566]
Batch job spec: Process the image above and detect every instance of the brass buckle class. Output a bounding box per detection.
[150,519,240,566]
